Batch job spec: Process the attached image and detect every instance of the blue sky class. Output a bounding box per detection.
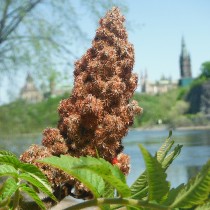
[79,0,210,82]
[1,0,210,104]
[123,0,210,82]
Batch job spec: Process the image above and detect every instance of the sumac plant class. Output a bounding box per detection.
[0,150,57,210]
[0,132,209,209]
[0,7,209,210]
[20,6,142,200]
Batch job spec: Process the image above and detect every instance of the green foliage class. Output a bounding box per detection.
[133,89,184,127]
[185,61,210,92]
[134,86,210,128]
[0,177,19,199]
[190,76,207,89]
[200,61,210,79]
[1,87,209,135]
[139,144,170,202]
[39,155,130,198]
[0,1,127,75]
[0,150,57,210]
[39,132,209,210]
[176,87,189,100]
[0,132,209,209]
[0,94,68,135]
[167,100,192,128]
[170,160,210,208]
[130,131,182,201]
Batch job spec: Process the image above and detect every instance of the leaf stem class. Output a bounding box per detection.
[63,198,171,210]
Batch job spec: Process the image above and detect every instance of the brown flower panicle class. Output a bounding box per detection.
[20,7,142,199]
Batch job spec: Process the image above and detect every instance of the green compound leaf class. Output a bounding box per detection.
[0,177,19,200]
[19,162,55,201]
[39,155,130,198]
[161,144,182,170]
[0,150,17,158]
[93,159,120,198]
[0,155,21,169]
[171,159,210,209]
[20,184,46,210]
[130,171,148,199]
[130,133,182,200]
[139,144,170,202]
[0,165,18,178]
[156,131,182,170]
[103,182,115,198]
[75,156,130,197]
[163,183,184,206]
[39,155,105,198]
[19,172,57,202]
[195,201,210,210]
[94,157,127,184]
[156,131,174,163]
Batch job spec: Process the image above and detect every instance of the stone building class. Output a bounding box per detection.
[20,73,43,103]
[179,37,193,87]
[140,70,177,95]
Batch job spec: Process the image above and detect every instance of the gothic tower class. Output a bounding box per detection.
[179,37,193,86]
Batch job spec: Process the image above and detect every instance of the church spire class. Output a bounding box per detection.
[179,37,193,87]
[180,37,192,78]
[181,36,188,57]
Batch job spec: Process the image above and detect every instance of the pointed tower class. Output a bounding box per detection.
[179,37,193,86]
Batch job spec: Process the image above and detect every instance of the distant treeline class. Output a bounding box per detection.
[0,94,67,135]
[0,88,209,136]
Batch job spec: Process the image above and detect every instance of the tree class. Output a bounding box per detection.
[0,0,43,72]
[0,0,127,101]
[200,61,210,78]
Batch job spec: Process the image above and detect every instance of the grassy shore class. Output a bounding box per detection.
[132,124,210,131]
[0,89,209,136]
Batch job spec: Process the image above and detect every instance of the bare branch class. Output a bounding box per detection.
[3,34,77,60]
[0,0,42,43]
[0,0,11,37]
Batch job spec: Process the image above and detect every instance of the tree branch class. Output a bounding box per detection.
[3,34,77,59]
[0,0,11,38]
[0,0,42,43]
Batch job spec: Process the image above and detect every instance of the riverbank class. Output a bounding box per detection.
[132,124,210,131]
[175,124,210,130]
[1,124,210,138]
[1,89,210,135]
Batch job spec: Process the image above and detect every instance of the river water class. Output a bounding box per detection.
[1,129,210,188]
[124,129,210,187]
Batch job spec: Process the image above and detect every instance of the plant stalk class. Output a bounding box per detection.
[63,198,171,210]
